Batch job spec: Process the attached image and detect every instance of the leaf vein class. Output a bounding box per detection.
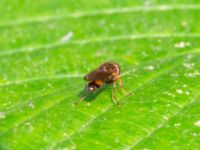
[0,74,84,87]
[1,33,200,57]
[1,4,200,27]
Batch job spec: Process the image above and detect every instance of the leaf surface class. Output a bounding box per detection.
[0,1,200,149]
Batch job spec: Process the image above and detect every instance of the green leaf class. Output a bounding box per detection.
[1,1,200,149]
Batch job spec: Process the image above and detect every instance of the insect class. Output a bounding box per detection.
[78,62,123,104]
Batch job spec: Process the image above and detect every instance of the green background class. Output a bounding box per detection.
[0,0,200,149]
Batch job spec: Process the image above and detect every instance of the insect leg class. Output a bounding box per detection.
[76,95,86,105]
[75,86,87,105]
[119,77,123,89]
[118,77,127,94]
[112,81,119,105]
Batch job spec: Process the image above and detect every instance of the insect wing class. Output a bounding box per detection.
[84,69,111,81]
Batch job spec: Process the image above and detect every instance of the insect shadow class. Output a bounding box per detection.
[77,84,111,103]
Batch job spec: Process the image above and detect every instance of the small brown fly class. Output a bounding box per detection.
[78,62,123,104]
